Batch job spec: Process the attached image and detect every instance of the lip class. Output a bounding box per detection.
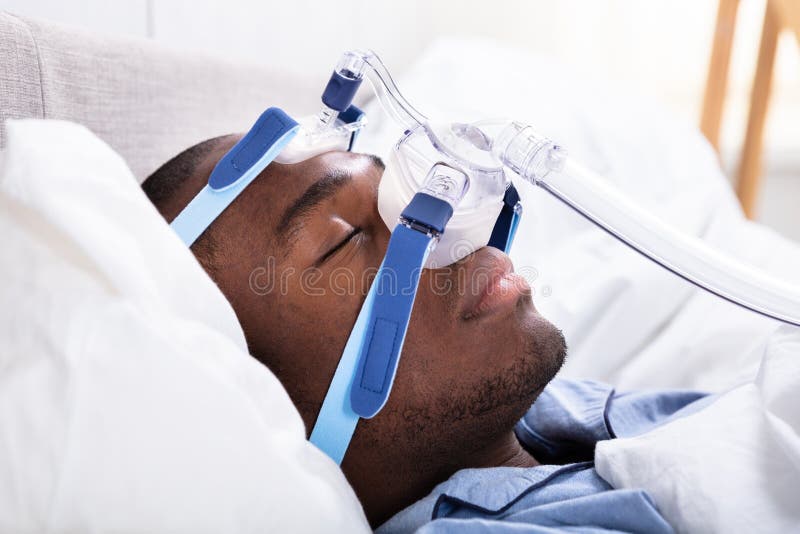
[459,248,532,320]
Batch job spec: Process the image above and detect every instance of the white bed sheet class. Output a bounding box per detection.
[0,120,369,533]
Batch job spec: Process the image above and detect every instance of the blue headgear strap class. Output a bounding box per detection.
[350,194,451,417]
[310,192,452,462]
[171,105,365,247]
[171,107,300,246]
[488,184,522,254]
[308,261,382,464]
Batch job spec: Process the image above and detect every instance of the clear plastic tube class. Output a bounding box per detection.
[333,49,427,130]
[494,122,800,327]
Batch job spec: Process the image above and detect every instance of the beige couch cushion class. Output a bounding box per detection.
[0,12,322,181]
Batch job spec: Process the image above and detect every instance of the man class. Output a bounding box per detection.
[143,135,704,532]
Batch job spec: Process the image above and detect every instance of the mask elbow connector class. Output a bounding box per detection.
[491,121,565,185]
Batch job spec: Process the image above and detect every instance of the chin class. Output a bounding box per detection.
[515,307,567,389]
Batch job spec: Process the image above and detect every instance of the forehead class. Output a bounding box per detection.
[218,149,379,240]
[259,149,373,207]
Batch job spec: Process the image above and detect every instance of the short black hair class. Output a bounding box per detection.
[142,134,235,275]
[142,135,233,206]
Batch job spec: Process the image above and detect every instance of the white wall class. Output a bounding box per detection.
[3,0,798,187]
[1,0,150,36]
[3,0,796,158]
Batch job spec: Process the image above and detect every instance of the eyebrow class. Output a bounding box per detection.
[274,155,385,252]
[275,167,353,248]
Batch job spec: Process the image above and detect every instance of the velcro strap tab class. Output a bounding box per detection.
[208,107,298,191]
[350,225,433,418]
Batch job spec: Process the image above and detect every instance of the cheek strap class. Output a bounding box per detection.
[309,225,435,464]
[309,193,452,464]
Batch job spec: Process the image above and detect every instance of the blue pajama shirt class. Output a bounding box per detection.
[377,378,707,533]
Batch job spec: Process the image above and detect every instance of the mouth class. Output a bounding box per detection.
[459,248,533,321]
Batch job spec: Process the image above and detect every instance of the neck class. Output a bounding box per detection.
[346,430,538,528]
[469,431,540,469]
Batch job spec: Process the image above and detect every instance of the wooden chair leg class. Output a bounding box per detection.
[701,0,741,152]
[736,0,780,219]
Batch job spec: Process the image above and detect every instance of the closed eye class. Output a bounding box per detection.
[318,227,361,265]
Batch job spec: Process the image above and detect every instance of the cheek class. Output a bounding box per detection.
[260,289,359,424]
[381,271,462,398]
[276,285,358,366]
[387,265,542,398]
[240,259,361,367]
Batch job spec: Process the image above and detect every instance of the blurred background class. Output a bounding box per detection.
[3,0,798,239]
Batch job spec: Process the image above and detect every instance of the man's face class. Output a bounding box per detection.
[173,140,565,486]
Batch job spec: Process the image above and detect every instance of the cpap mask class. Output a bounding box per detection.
[171,49,800,465]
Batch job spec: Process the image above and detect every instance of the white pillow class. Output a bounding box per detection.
[596,324,800,532]
[0,119,369,533]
